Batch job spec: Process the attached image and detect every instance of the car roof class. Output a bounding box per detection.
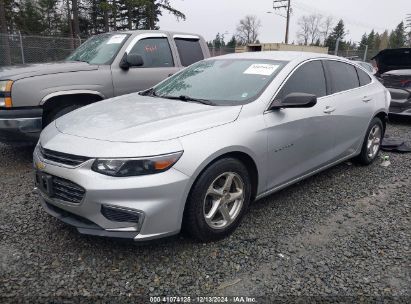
[210,51,347,63]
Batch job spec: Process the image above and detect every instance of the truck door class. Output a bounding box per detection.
[111,34,180,96]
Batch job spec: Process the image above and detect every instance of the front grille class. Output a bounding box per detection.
[36,172,86,204]
[39,146,90,167]
[52,176,86,204]
[101,206,140,223]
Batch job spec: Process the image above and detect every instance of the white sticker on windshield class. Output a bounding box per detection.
[244,64,279,76]
[107,35,127,44]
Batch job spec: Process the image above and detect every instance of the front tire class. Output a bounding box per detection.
[184,158,251,242]
[356,117,383,165]
[44,104,83,127]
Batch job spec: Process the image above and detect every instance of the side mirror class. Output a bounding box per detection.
[119,53,144,70]
[270,93,317,110]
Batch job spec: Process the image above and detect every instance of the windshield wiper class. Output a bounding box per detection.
[139,87,158,97]
[69,58,89,63]
[160,95,216,106]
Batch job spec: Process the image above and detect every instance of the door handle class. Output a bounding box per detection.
[168,73,174,77]
[362,96,372,102]
[323,106,336,114]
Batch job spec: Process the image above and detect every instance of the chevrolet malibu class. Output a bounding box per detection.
[33,52,390,242]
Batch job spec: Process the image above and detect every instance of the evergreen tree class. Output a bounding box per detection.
[379,30,389,50]
[374,32,381,50]
[389,21,406,48]
[358,33,367,50]
[325,19,346,51]
[226,35,237,49]
[366,29,375,50]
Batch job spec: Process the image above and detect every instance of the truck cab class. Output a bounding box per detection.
[0,30,210,145]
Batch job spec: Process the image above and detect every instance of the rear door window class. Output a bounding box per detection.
[356,67,372,86]
[325,60,359,93]
[129,37,174,68]
[174,38,204,67]
[275,60,327,101]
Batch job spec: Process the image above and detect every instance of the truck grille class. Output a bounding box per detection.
[39,146,90,167]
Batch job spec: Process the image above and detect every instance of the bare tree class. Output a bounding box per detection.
[297,14,324,45]
[297,14,334,46]
[236,15,261,45]
[307,14,323,44]
[321,16,334,43]
[0,0,11,65]
[297,16,310,45]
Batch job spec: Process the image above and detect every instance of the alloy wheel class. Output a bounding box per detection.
[367,124,382,159]
[203,172,245,230]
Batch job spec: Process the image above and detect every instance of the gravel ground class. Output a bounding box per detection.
[0,120,410,302]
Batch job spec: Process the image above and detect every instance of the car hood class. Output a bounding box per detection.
[0,61,98,80]
[55,94,242,143]
[372,48,411,75]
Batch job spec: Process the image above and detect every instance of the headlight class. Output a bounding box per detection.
[91,151,183,177]
[0,80,13,107]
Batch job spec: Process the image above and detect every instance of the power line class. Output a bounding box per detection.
[273,0,291,43]
[293,0,387,32]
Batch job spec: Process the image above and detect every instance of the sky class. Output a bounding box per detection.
[158,0,410,45]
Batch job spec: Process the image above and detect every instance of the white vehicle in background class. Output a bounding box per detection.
[353,60,377,75]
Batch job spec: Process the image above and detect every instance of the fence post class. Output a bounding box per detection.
[334,38,340,56]
[18,31,25,64]
[363,45,368,62]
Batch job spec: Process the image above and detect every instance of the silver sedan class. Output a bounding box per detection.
[33,52,391,242]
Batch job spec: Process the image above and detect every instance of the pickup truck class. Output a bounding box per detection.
[0,30,210,144]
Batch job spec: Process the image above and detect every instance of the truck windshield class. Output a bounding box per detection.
[66,33,130,65]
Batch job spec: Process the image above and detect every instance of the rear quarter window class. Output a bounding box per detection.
[174,38,204,67]
[325,60,360,93]
[356,67,372,86]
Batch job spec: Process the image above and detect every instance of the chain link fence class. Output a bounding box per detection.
[208,47,236,57]
[329,49,380,62]
[0,33,83,66]
[0,33,381,66]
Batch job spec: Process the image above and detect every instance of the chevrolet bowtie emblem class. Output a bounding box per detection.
[35,161,46,170]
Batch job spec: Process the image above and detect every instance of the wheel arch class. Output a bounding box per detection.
[185,149,260,205]
[374,111,388,134]
[41,91,105,124]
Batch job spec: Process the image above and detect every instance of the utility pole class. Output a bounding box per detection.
[273,0,291,44]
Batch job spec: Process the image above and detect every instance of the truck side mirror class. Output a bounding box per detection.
[119,53,144,70]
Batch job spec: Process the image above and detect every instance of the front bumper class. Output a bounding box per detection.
[0,107,43,144]
[33,147,191,241]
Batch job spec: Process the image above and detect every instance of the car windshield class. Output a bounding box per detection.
[153,59,288,105]
[66,33,130,65]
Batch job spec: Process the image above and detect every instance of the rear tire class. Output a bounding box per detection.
[184,158,251,242]
[355,117,383,165]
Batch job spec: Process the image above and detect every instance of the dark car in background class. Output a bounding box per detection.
[373,48,411,117]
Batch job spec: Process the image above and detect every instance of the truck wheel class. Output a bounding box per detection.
[44,104,83,127]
